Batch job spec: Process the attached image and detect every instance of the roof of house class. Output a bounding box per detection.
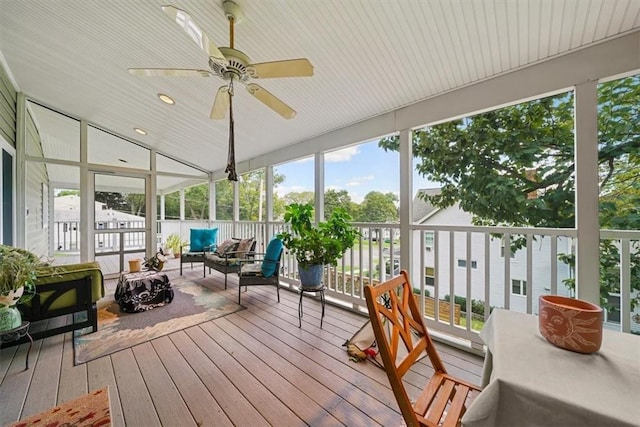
[412,188,442,223]
[54,195,145,223]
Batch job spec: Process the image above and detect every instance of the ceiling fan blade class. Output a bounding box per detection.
[245,83,296,119]
[161,5,228,68]
[210,86,230,120]
[128,68,212,77]
[247,58,314,79]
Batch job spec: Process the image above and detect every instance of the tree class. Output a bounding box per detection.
[324,189,358,219]
[94,191,129,211]
[185,184,209,220]
[357,191,398,223]
[238,170,285,221]
[126,193,145,216]
[379,75,640,310]
[283,191,314,206]
[215,180,233,220]
[56,189,79,197]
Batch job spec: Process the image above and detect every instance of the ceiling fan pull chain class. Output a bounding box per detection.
[225,82,238,181]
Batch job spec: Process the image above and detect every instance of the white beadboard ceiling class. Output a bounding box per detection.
[1,0,639,184]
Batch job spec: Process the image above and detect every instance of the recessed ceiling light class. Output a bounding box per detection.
[157,93,175,105]
[134,127,147,135]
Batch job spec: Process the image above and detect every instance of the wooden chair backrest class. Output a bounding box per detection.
[364,270,448,426]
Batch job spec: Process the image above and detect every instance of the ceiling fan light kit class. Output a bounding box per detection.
[129,1,313,180]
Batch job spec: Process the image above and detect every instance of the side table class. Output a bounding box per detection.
[0,321,33,370]
[298,285,327,328]
[115,270,174,313]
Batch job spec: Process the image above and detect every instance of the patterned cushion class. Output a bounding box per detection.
[189,228,218,252]
[214,239,236,256]
[235,237,254,258]
[240,263,263,276]
[205,254,241,266]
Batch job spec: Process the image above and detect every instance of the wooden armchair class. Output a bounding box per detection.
[363,270,481,427]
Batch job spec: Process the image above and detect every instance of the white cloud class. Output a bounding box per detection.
[325,146,360,162]
[275,185,310,197]
[346,174,374,187]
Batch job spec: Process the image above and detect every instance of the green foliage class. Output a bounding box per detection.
[0,246,49,305]
[214,180,233,220]
[379,75,640,311]
[56,190,79,197]
[283,191,314,206]
[379,93,576,228]
[356,191,399,223]
[185,184,209,220]
[278,203,360,268]
[443,294,488,316]
[165,233,186,253]
[324,189,358,219]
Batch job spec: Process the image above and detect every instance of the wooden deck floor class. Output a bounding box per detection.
[0,268,483,426]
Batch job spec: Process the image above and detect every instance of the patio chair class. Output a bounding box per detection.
[237,238,284,305]
[363,270,481,427]
[180,228,218,277]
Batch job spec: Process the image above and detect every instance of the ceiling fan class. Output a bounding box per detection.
[128,0,314,179]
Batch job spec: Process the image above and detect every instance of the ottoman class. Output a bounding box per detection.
[115,270,174,313]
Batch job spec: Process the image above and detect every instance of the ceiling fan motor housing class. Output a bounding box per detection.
[210,47,250,81]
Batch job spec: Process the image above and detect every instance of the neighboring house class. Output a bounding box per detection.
[412,188,572,315]
[54,195,145,252]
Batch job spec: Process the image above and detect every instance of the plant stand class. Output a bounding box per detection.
[298,284,326,328]
[0,321,32,370]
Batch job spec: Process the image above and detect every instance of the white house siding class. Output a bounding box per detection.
[418,204,572,314]
[24,109,49,257]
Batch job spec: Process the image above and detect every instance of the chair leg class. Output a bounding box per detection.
[180,260,183,275]
[224,272,228,290]
[298,290,304,328]
[276,283,280,302]
[320,290,325,329]
[238,285,241,304]
[90,303,98,332]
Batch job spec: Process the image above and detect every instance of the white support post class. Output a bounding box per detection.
[209,174,215,222]
[47,184,54,254]
[314,153,325,223]
[160,194,166,221]
[80,120,92,262]
[15,93,26,248]
[265,166,273,241]
[574,81,600,305]
[148,150,157,255]
[233,180,239,236]
[398,129,414,279]
[179,188,185,221]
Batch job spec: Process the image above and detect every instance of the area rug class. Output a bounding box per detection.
[8,386,111,427]
[74,276,243,364]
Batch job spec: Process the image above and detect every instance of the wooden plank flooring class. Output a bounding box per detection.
[0,268,483,426]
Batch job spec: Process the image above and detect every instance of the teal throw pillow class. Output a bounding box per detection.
[261,238,283,278]
[190,228,218,252]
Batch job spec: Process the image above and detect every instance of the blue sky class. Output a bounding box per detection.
[274,139,439,203]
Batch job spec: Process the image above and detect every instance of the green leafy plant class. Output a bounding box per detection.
[143,249,168,271]
[0,245,49,306]
[165,233,186,254]
[278,203,359,268]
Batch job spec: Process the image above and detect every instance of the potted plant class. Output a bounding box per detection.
[278,203,359,288]
[0,246,44,331]
[165,233,185,258]
[143,249,168,271]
